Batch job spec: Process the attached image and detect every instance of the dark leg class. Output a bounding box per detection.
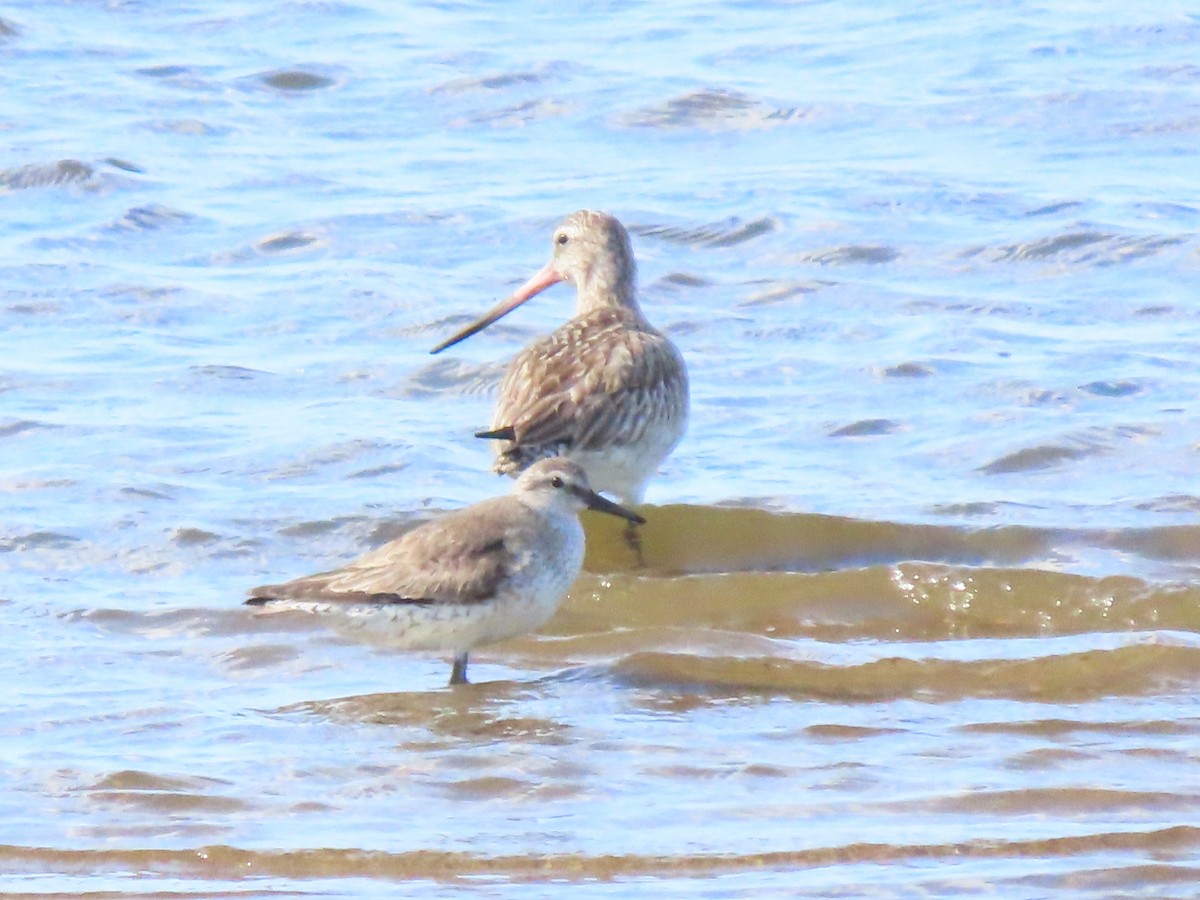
[449,652,470,686]
[623,521,646,568]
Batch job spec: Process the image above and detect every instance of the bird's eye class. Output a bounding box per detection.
[556,232,569,246]
[550,476,564,488]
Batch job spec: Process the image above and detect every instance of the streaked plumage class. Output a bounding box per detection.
[246,458,643,685]
[431,210,688,505]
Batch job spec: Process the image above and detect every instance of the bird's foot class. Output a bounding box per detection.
[449,652,470,686]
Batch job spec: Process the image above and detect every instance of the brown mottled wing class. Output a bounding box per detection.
[248,497,528,607]
[492,309,688,453]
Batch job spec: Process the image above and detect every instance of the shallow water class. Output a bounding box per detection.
[3,0,1200,896]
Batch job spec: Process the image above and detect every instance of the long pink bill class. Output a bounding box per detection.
[430,259,564,354]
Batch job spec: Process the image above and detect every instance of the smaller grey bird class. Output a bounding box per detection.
[246,458,643,686]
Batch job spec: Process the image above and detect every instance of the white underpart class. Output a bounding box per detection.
[565,441,672,506]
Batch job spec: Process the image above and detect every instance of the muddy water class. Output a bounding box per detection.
[4,0,1200,896]
[5,508,1198,896]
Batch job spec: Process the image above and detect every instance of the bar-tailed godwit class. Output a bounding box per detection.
[431,210,688,506]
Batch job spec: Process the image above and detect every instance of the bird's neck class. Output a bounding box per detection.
[574,277,644,320]
[571,254,642,318]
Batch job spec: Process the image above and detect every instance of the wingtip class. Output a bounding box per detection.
[475,425,517,441]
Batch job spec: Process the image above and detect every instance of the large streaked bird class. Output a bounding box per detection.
[430,210,688,506]
[245,458,643,686]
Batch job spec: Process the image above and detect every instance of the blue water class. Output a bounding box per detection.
[3,1,1200,897]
